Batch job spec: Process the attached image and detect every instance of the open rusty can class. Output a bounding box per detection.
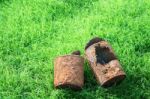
[54,51,84,90]
[85,37,126,87]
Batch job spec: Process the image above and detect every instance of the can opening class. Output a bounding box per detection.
[85,37,104,50]
[102,74,126,87]
[71,50,81,55]
[95,44,117,65]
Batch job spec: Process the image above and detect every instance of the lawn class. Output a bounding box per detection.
[0,0,150,98]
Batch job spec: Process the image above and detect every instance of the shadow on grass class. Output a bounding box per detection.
[0,0,12,7]
[63,0,98,9]
[0,0,10,3]
[107,71,150,99]
[135,42,150,56]
[56,62,150,99]
[0,0,3,3]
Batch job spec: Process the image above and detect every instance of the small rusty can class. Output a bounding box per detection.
[85,37,126,87]
[54,51,84,90]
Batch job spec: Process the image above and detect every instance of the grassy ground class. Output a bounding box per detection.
[0,0,150,98]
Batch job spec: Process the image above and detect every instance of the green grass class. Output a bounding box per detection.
[0,0,150,98]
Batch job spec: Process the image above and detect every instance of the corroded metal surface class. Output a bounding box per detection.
[54,54,84,90]
[85,37,126,87]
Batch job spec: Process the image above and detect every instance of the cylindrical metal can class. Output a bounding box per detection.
[85,37,126,87]
[54,52,84,90]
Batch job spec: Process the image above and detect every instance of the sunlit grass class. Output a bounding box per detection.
[0,0,150,98]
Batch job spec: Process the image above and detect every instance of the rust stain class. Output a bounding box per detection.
[85,37,126,87]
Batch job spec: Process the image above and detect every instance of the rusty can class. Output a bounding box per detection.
[85,37,126,87]
[54,51,84,90]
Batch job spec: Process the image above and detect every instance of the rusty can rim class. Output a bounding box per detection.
[54,54,84,62]
[85,41,107,51]
[101,74,126,88]
[85,37,105,50]
[55,83,83,90]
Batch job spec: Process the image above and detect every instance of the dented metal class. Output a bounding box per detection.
[54,51,84,90]
[85,37,126,87]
